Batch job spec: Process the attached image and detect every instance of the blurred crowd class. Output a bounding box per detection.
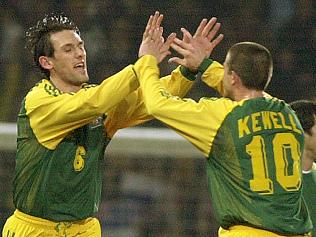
[0,0,315,122]
[0,151,219,237]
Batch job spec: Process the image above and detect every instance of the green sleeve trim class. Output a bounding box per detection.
[198,58,213,74]
[180,66,197,81]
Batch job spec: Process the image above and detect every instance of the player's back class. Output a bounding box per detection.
[206,97,312,235]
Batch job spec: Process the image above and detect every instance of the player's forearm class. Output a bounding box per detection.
[200,59,225,95]
[160,66,195,97]
[134,55,163,115]
[66,65,139,115]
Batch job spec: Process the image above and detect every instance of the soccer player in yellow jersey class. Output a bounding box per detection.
[290,100,316,237]
[135,17,313,237]
[2,12,224,237]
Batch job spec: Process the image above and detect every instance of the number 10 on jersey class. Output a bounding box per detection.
[246,133,301,194]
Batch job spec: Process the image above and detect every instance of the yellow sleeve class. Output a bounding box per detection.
[134,55,236,157]
[105,65,195,138]
[26,65,137,149]
[201,60,225,95]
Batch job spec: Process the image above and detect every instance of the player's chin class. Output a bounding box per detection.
[78,74,89,83]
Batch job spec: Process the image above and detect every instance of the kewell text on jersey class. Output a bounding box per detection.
[237,111,302,138]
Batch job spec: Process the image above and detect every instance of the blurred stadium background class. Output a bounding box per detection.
[0,0,315,236]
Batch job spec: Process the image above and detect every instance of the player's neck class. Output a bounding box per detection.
[49,76,82,93]
[234,88,264,101]
[302,149,315,172]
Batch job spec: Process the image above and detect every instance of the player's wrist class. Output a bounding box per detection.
[180,66,198,81]
[198,58,213,74]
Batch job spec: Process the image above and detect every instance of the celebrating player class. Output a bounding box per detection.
[2,11,219,237]
[135,17,313,237]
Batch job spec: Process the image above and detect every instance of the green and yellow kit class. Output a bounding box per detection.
[13,63,194,222]
[135,55,313,236]
[302,164,316,237]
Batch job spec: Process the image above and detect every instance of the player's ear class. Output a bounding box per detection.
[231,71,241,85]
[39,56,53,70]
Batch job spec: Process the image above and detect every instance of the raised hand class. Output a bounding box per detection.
[169,17,224,71]
[139,11,176,63]
[142,11,163,42]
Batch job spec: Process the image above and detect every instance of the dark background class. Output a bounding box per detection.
[0,0,315,122]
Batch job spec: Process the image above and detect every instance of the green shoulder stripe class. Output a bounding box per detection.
[44,84,62,97]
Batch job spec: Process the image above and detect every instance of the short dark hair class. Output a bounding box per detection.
[226,42,273,90]
[25,13,80,78]
[290,100,316,135]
